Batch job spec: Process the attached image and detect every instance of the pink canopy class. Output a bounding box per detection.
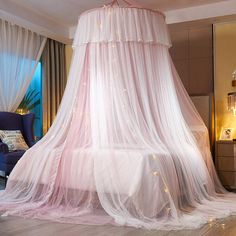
[0,4,236,230]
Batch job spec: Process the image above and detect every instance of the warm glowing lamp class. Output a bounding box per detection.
[228,70,236,116]
[228,92,236,116]
[232,70,236,86]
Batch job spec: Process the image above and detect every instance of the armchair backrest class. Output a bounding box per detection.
[0,112,35,147]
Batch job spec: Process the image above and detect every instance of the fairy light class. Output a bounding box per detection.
[153,171,159,176]
[162,179,169,193]
[152,154,157,160]
[151,164,169,194]
[208,218,213,223]
[164,187,169,193]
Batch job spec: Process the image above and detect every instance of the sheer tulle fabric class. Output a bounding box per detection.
[73,7,171,47]
[0,19,46,112]
[0,6,236,230]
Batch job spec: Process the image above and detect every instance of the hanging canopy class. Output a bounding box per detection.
[0,4,236,231]
[73,6,171,47]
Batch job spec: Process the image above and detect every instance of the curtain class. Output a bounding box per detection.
[0,19,46,112]
[42,39,67,134]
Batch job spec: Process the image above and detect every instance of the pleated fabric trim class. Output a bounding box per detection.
[72,6,171,48]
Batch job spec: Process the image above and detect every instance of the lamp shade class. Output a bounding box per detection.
[228,92,236,115]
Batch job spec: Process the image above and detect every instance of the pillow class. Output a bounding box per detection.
[0,130,29,151]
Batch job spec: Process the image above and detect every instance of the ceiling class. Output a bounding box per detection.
[0,0,236,43]
[5,0,227,27]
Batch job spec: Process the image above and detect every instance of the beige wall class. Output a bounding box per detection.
[65,44,73,77]
[214,22,236,140]
[169,23,215,145]
[169,25,213,95]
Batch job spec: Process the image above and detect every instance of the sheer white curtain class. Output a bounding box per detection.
[0,19,46,112]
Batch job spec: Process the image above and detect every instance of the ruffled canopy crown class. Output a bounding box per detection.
[73,6,171,48]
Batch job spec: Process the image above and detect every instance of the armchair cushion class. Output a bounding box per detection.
[0,112,35,175]
[0,112,35,147]
[0,151,25,165]
[0,130,29,151]
[0,150,25,175]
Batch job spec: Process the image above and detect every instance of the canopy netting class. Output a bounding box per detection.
[0,4,236,230]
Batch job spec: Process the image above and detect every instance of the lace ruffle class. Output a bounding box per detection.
[73,6,171,48]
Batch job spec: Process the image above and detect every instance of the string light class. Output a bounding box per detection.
[208,218,213,223]
[221,223,225,229]
[153,171,159,176]
[152,154,157,160]
[151,164,169,194]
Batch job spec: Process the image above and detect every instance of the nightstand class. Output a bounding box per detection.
[215,140,236,189]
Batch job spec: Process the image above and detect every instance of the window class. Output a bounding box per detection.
[21,62,43,139]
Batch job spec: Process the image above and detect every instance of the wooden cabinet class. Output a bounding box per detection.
[215,141,236,189]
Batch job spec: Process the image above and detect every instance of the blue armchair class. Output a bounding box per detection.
[0,112,35,177]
